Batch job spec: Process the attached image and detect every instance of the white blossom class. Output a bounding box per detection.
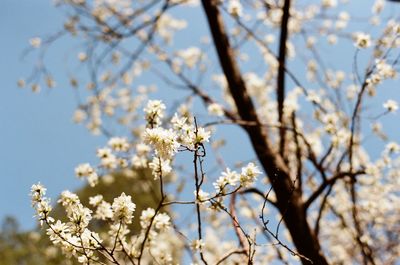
[383,99,398,113]
[240,162,262,187]
[228,0,243,17]
[176,47,203,68]
[112,193,136,224]
[108,137,130,152]
[354,32,371,48]
[140,208,156,229]
[144,100,166,127]
[29,37,41,48]
[149,156,172,179]
[143,127,180,159]
[207,103,224,116]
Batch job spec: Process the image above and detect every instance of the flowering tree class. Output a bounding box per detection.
[25,0,400,264]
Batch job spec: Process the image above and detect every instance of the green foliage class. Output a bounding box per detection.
[0,216,68,265]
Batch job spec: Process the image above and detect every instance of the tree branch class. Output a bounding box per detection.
[277,0,291,156]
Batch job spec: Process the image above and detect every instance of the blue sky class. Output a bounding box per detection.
[0,0,106,230]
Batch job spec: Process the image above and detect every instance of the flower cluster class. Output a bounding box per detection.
[31,185,103,262]
[144,100,166,128]
[108,137,130,152]
[170,114,211,149]
[143,127,180,159]
[75,163,98,187]
[31,183,52,225]
[213,163,262,194]
[383,99,398,113]
[354,32,372,48]
[140,208,171,232]
[111,193,136,224]
[31,182,175,264]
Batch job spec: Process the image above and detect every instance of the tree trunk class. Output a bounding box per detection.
[200,1,329,264]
